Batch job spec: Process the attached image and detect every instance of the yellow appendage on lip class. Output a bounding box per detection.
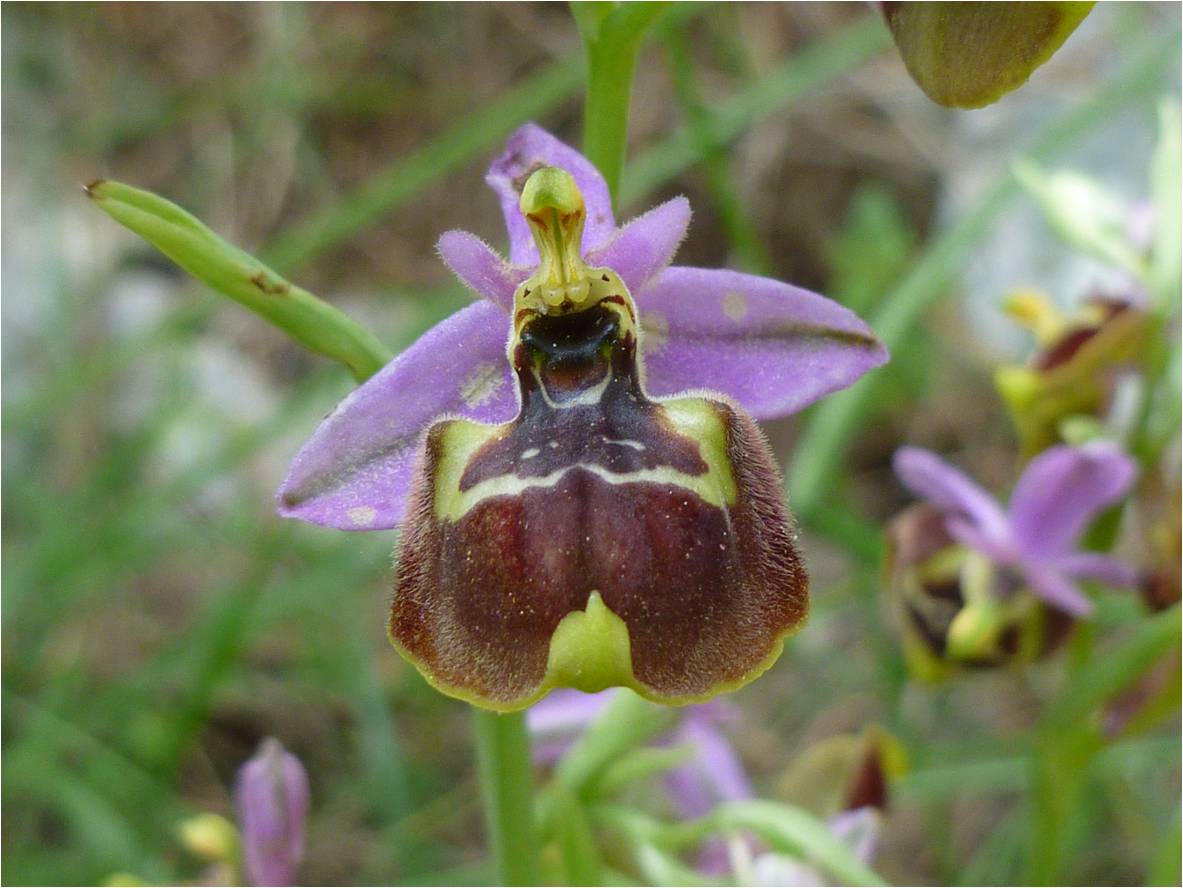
[543,592,634,692]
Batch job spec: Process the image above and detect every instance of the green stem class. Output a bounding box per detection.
[87,180,391,382]
[574,2,668,201]
[474,709,540,886]
[1027,607,1181,884]
[468,8,664,884]
[662,25,774,275]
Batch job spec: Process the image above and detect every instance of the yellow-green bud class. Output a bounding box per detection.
[178,812,239,863]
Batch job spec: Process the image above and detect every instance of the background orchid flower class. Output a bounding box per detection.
[995,291,1151,457]
[528,690,887,884]
[277,124,887,712]
[893,442,1139,618]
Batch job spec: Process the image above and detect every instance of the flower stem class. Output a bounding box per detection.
[573,2,668,202]
[1027,607,1181,884]
[473,709,540,886]
[86,179,392,382]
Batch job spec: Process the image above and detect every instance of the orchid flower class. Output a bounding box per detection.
[278,124,887,711]
[893,442,1138,618]
[528,690,886,884]
[996,290,1151,457]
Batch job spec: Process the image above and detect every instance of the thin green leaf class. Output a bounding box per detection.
[551,786,606,886]
[590,744,696,801]
[1150,100,1182,311]
[1147,805,1182,887]
[87,180,391,381]
[1042,606,1181,733]
[712,800,888,887]
[552,690,677,797]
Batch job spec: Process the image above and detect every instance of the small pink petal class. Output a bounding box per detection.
[1023,563,1095,616]
[585,197,690,294]
[1055,551,1139,589]
[437,230,528,312]
[1008,442,1138,560]
[485,123,616,265]
[893,448,1013,554]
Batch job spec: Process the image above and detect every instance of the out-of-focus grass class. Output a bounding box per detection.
[2,4,1179,886]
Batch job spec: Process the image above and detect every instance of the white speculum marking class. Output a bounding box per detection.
[521,447,541,460]
[347,505,378,526]
[444,462,730,521]
[434,398,739,522]
[602,436,645,451]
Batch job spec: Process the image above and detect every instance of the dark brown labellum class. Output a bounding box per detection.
[390,297,807,710]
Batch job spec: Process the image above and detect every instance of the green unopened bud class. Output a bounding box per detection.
[86,180,390,381]
[881,2,1093,109]
[178,812,239,863]
[1013,160,1147,278]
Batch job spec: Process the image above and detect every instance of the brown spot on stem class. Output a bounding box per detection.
[250,272,290,297]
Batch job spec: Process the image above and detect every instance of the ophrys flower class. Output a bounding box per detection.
[893,442,1138,618]
[888,442,1138,674]
[279,125,887,710]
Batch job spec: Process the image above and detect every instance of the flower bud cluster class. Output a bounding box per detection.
[885,110,1180,677]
